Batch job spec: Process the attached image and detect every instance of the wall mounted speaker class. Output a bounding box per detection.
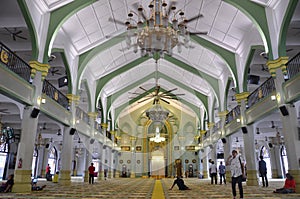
[45,143,50,148]
[69,128,76,135]
[195,152,198,156]
[279,105,289,116]
[221,138,227,144]
[241,126,248,134]
[30,108,40,118]
[268,143,273,148]
[90,138,95,144]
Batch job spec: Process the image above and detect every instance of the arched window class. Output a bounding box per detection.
[281,146,288,177]
[260,146,271,178]
[31,147,38,178]
[48,147,57,175]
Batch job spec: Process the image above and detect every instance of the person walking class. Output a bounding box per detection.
[258,155,268,187]
[88,163,95,184]
[219,161,226,184]
[226,150,245,199]
[209,161,218,184]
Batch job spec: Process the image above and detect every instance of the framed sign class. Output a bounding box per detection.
[136,146,142,151]
[121,146,131,151]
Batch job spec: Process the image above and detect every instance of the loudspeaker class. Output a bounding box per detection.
[241,126,248,134]
[45,143,50,148]
[268,143,273,148]
[30,108,40,118]
[195,152,198,156]
[70,128,76,135]
[221,138,227,144]
[90,138,95,144]
[279,105,289,116]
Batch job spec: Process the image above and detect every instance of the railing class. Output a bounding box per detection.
[286,52,300,79]
[247,77,275,108]
[76,107,90,124]
[225,105,241,124]
[42,80,69,110]
[0,42,31,82]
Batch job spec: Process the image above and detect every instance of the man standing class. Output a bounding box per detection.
[209,161,217,184]
[219,161,226,184]
[258,155,268,187]
[226,150,245,199]
[88,163,95,184]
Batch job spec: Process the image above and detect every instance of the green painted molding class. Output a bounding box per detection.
[164,55,220,103]
[114,87,201,123]
[43,0,96,63]
[243,45,264,91]
[190,35,238,92]
[278,0,299,57]
[81,80,92,112]
[224,78,233,110]
[224,0,273,59]
[95,56,150,103]
[17,0,39,60]
[106,71,208,113]
[52,48,73,92]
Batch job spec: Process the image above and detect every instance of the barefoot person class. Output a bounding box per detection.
[169,176,191,190]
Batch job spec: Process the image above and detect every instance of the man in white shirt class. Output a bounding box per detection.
[209,161,218,184]
[226,150,245,199]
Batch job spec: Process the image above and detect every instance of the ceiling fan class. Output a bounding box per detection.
[49,67,62,76]
[0,109,9,114]
[130,61,184,104]
[4,27,27,41]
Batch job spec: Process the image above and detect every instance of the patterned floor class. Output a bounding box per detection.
[0,178,299,199]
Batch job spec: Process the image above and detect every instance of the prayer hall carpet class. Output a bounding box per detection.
[0,177,299,198]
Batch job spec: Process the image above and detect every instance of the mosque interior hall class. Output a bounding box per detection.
[0,0,300,198]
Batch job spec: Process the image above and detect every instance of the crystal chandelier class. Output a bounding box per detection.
[150,126,166,143]
[124,0,204,58]
[146,103,169,125]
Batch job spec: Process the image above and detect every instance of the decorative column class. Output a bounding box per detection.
[130,136,136,178]
[13,61,50,192]
[267,57,300,192]
[270,145,283,178]
[223,136,232,182]
[207,122,214,144]
[236,92,258,186]
[110,130,116,178]
[202,147,208,179]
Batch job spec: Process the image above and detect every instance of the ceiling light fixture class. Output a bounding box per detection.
[124,0,206,58]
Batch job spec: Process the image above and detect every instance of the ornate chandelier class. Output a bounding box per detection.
[124,0,205,58]
[146,103,169,125]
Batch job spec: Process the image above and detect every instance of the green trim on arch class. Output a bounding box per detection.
[17,0,39,60]
[106,71,208,113]
[52,48,73,93]
[43,0,96,63]
[190,35,237,94]
[114,87,201,123]
[224,0,273,59]
[243,45,265,91]
[164,55,220,103]
[278,0,299,57]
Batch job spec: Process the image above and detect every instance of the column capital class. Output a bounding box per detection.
[235,92,250,104]
[207,122,214,129]
[66,94,80,105]
[101,123,108,129]
[88,112,98,119]
[217,110,228,117]
[110,130,116,135]
[267,56,289,77]
[200,130,206,135]
[29,60,50,80]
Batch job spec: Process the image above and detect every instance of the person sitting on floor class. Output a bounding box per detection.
[0,174,14,193]
[273,173,296,194]
[31,179,46,191]
[169,176,191,190]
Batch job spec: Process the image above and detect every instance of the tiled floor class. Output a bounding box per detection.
[0,178,299,198]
